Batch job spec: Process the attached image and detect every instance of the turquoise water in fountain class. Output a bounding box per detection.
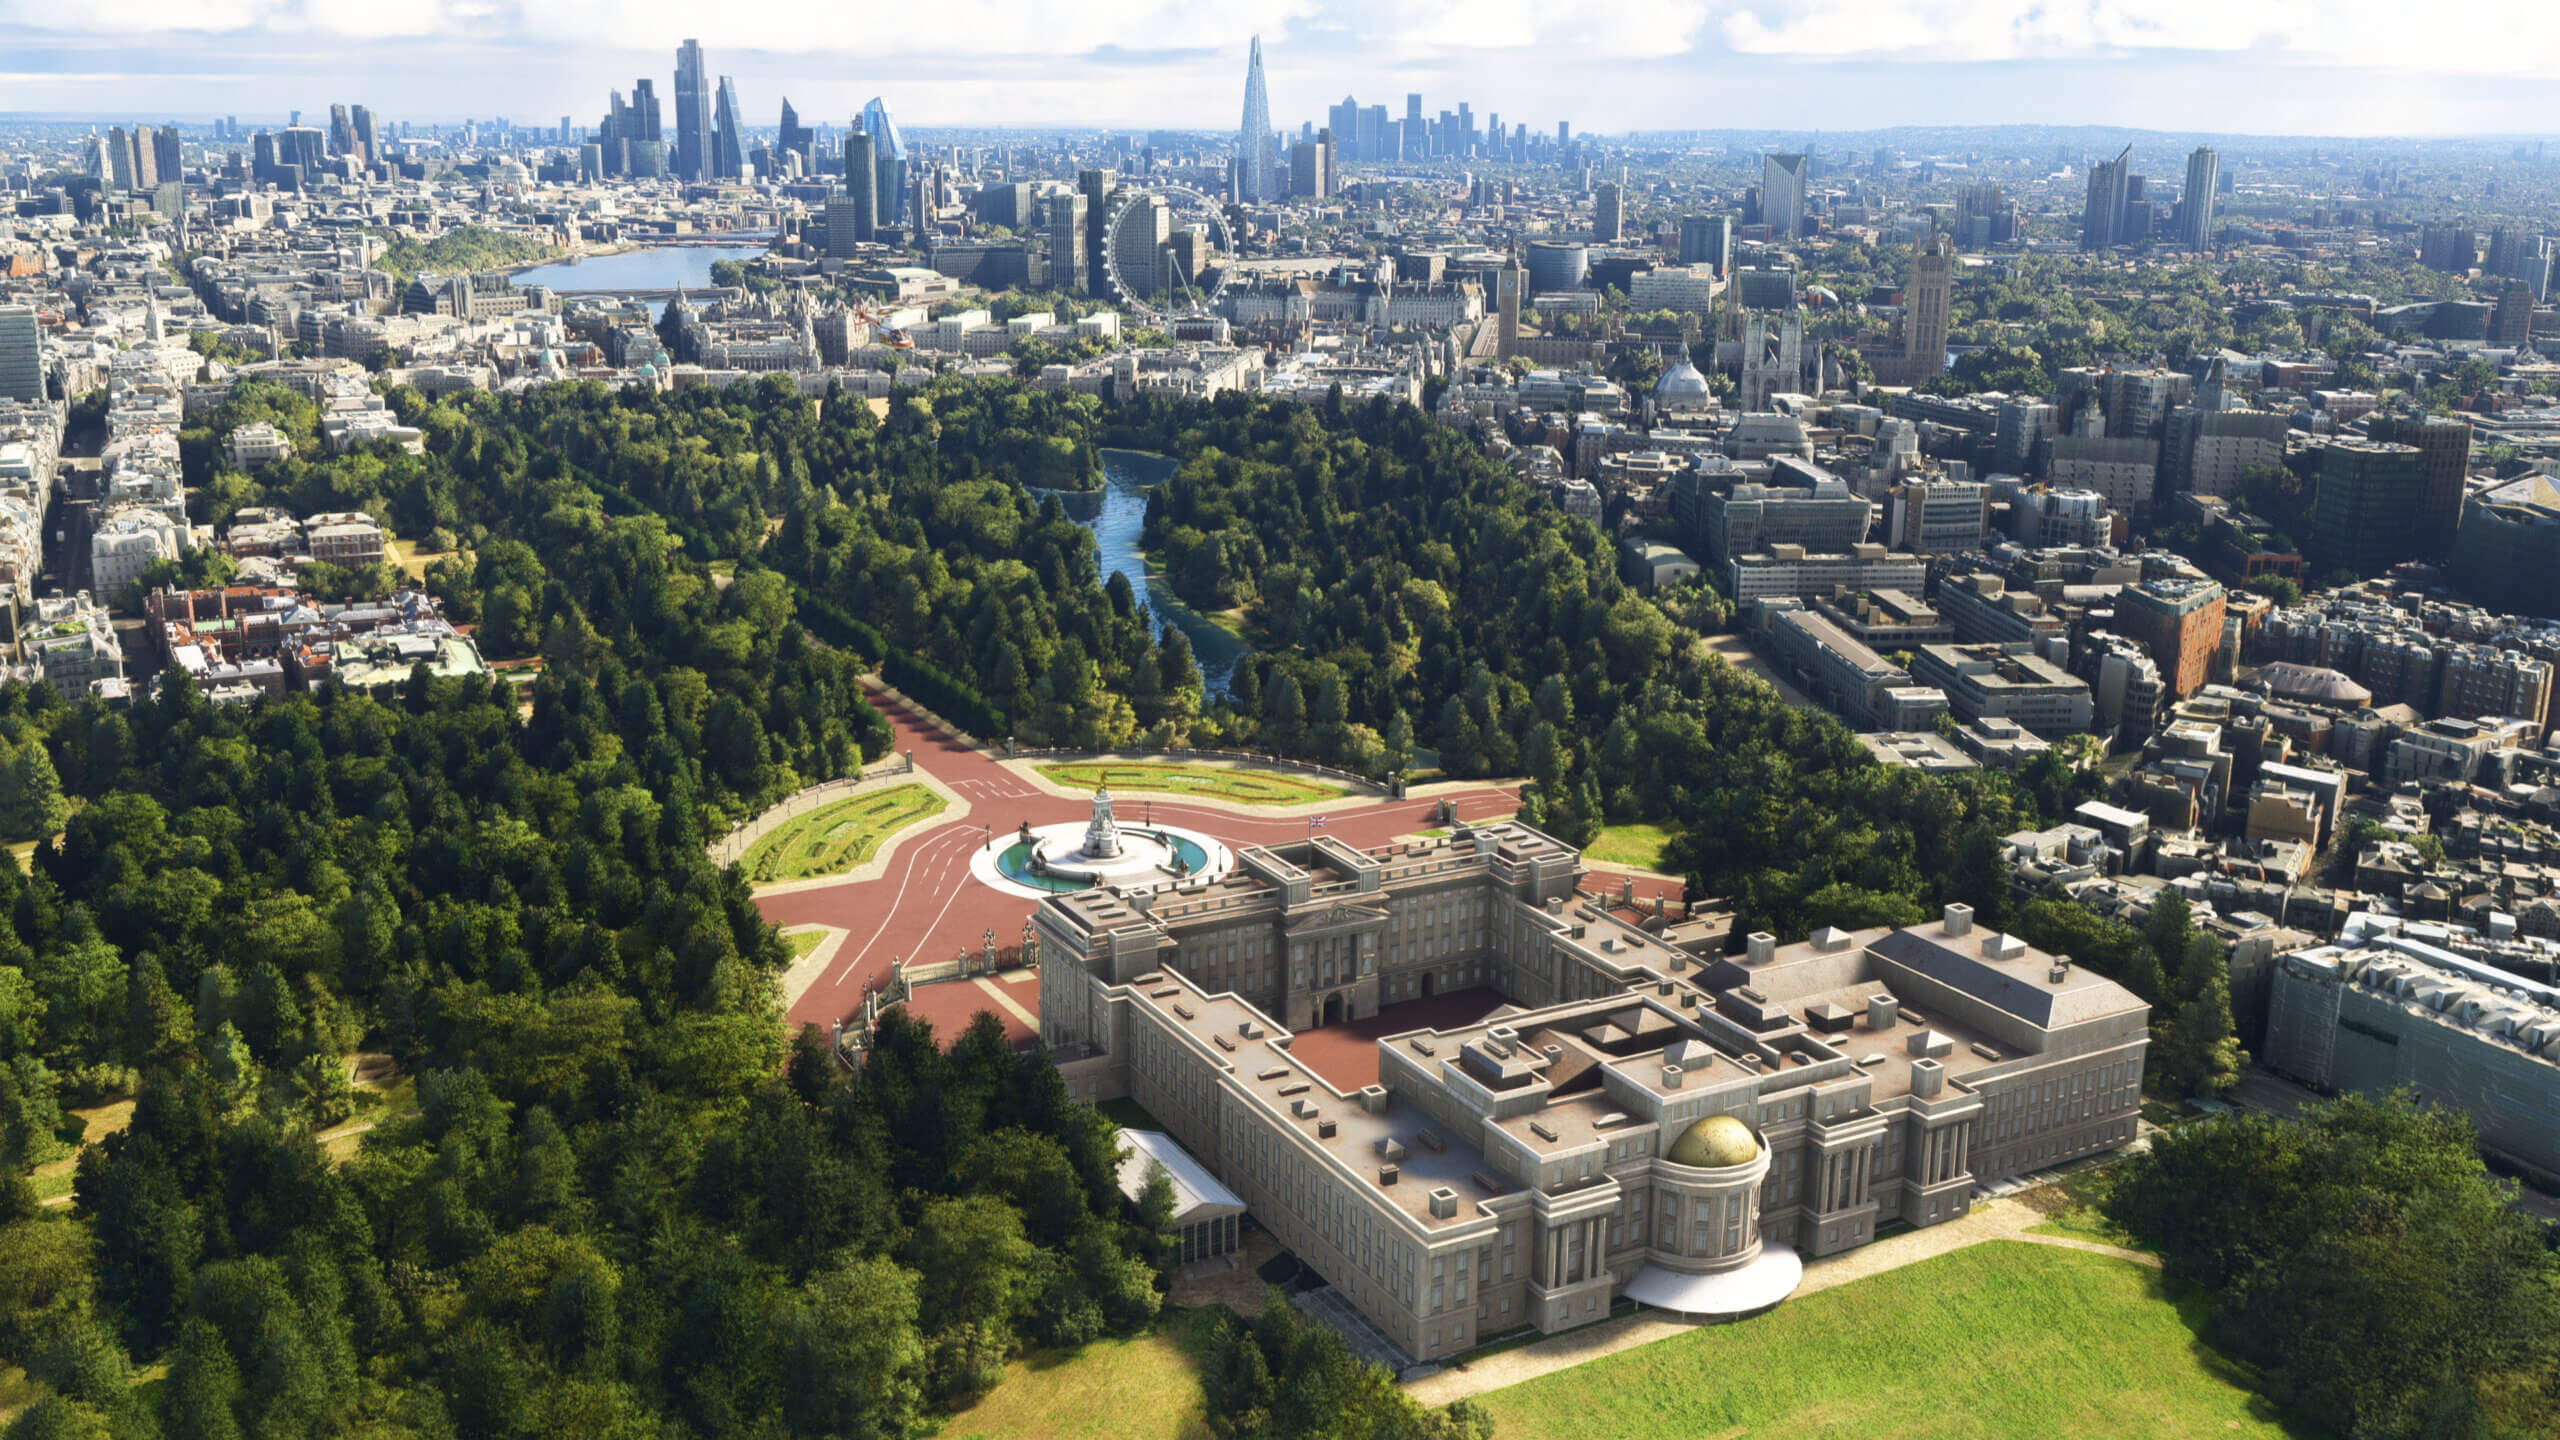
[994,831,1213,892]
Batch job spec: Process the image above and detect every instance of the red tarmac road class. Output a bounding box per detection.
[759,701,1683,1040]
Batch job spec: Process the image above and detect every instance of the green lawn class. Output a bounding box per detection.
[937,1307,1224,1440]
[1582,822,1683,872]
[2023,1164,2144,1249]
[784,929,828,960]
[743,785,946,883]
[1038,762,1342,806]
[1477,1242,2293,1440]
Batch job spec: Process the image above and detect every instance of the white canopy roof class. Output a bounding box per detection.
[1116,1129,1246,1227]
[1621,1244,1803,1317]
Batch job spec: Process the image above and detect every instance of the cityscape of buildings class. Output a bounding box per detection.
[5,20,2560,1432]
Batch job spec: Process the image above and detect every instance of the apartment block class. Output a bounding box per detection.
[1726,545,1925,606]
[2263,926,2560,1181]
[1911,643,2096,737]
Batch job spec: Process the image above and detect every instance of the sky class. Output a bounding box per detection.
[4,1,2558,137]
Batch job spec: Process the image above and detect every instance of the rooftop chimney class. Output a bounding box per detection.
[1662,1063,1684,1089]
[1867,994,1899,1030]
[1746,931,1777,964]
[1943,903,1974,937]
[1911,1057,1945,1098]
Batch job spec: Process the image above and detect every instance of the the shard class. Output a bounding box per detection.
[1238,36,1276,203]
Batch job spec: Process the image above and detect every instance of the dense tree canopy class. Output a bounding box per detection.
[2107,1093,2560,1440]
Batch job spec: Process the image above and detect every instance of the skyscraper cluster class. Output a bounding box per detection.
[598,38,751,184]
[592,78,665,178]
[96,124,182,192]
[1242,39,1574,190]
[2083,145,2218,250]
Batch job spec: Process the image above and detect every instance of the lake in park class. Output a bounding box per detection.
[1071,449,1245,697]
[512,244,772,318]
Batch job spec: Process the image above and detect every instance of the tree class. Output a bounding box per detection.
[2,1397,115,1440]
[905,1194,1037,1332]
[0,744,67,843]
[1263,674,1307,755]
[2154,962,2244,1099]
[782,1254,926,1440]
[2107,1092,2560,1440]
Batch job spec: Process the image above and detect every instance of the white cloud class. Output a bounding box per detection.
[1718,1,2560,78]
[7,0,2556,132]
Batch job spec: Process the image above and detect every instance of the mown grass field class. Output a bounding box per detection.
[1037,762,1342,806]
[743,785,945,883]
[936,1306,1225,1440]
[1582,822,1684,872]
[1476,1241,2294,1440]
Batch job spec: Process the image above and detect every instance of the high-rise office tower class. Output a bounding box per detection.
[2180,147,2217,248]
[1762,152,1808,238]
[1113,192,1170,300]
[106,126,135,189]
[1359,105,1385,165]
[2492,279,2536,345]
[1903,233,1953,381]
[1496,252,1522,364]
[2311,439,2427,578]
[2419,224,2478,273]
[1557,121,1570,149]
[1403,94,1424,159]
[861,98,906,224]
[351,105,377,165]
[329,104,355,157]
[2366,412,2475,558]
[778,99,810,168]
[2486,228,2552,299]
[1592,181,1622,242]
[152,126,181,186]
[1290,130,1334,199]
[1679,215,1732,273]
[1328,97,1360,163]
[712,76,745,179]
[1049,192,1090,295]
[1238,37,1277,204]
[277,125,326,178]
[2082,144,2131,250]
[1079,168,1115,295]
[844,132,877,242]
[1954,182,2013,247]
[0,305,43,403]
[825,196,859,257]
[673,39,712,181]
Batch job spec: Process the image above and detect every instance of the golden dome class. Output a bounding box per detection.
[1668,1114,1759,1169]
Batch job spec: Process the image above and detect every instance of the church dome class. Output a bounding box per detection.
[1667,1114,1759,1169]
[1654,359,1711,405]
